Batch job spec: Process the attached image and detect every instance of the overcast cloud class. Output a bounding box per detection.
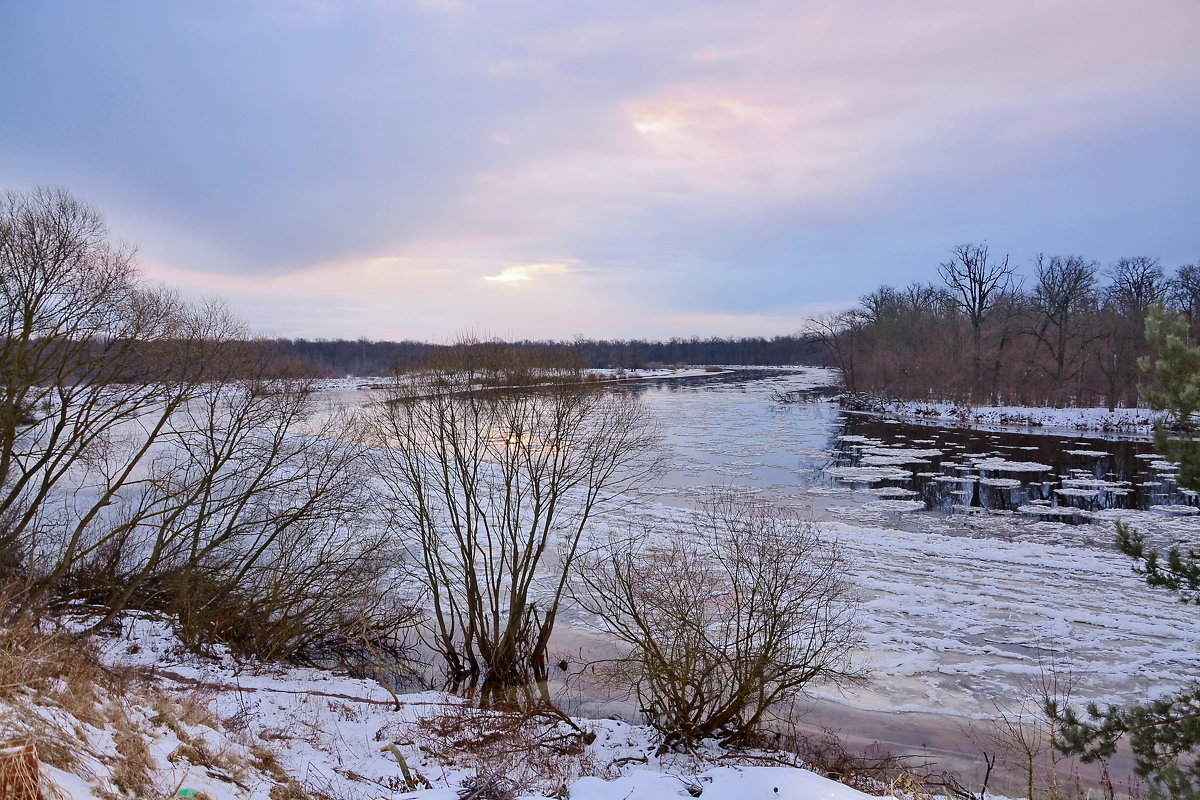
[1,0,1196,339]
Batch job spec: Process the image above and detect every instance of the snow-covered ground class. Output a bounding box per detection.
[878,400,1167,436]
[311,367,730,393]
[13,367,1187,798]
[15,615,898,800]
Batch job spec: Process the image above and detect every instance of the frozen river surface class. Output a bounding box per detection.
[579,367,1200,720]
[325,367,1199,722]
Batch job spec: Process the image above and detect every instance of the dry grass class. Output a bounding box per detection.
[415,701,607,796]
[152,687,221,733]
[250,744,290,783]
[0,613,111,775]
[0,614,107,715]
[0,608,302,800]
[0,709,81,776]
[110,720,156,797]
[170,740,218,769]
[0,611,171,798]
[268,783,308,800]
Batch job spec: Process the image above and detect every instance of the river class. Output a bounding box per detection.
[564,367,1197,794]
[326,367,1198,794]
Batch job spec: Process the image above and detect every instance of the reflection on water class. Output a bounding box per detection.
[602,367,1193,526]
[829,415,1196,523]
[609,367,844,509]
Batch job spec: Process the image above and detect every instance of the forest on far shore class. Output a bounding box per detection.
[263,243,1191,413]
[267,334,829,376]
[811,245,1197,409]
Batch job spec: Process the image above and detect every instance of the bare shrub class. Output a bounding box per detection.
[575,496,861,752]
[959,647,1096,800]
[68,370,419,663]
[367,339,660,700]
[416,700,603,796]
[161,495,418,664]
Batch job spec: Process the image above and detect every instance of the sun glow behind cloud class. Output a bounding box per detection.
[483,261,573,283]
[628,96,772,160]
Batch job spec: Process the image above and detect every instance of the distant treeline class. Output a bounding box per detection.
[266,335,829,376]
[812,245,1198,408]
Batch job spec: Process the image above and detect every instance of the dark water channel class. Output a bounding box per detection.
[333,369,1191,531]
[598,367,1196,526]
[830,413,1197,523]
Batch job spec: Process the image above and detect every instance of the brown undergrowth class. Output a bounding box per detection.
[0,610,300,799]
[411,700,609,797]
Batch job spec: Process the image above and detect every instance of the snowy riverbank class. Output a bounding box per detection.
[10,614,902,800]
[876,400,1167,437]
[316,367,735,393]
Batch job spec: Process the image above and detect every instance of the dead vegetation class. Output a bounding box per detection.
[0,606,306,800]
[412,700,608,797]
[0,613,108,776]
[367,338,661,701]
[575,495,862,752]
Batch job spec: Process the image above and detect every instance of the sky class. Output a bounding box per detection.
[1,1,1197,341]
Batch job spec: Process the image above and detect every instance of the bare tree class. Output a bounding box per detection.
[574,496,861,752]
[366,340,659,702]
[857,285,906,324]
[805,313,863,391]
[1170,263,1200,328]
[938,243,1016,399]
[1097,256,1169,408]
[1106,256,1168,314]
[0,187,413,661]
[0,187,237,612]
[1028,255,1101,407]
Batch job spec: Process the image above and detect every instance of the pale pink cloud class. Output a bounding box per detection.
[446,0,1197,253]
[80,0,1200,338]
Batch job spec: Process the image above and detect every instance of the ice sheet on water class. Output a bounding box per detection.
[870,486,920,498]
[1055,487,1102,498]
[973,457,1053,472]
[1150,504,1200,516]
[824,465,912,482]
[859,499,926,513]
[860,453,933,466]
[979,478,1022,488]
